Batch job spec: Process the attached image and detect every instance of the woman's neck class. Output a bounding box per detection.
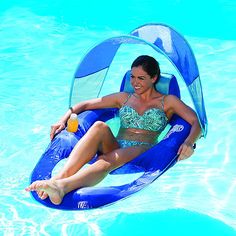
[133,87,160,102]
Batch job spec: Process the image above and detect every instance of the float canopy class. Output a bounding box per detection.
[71,23,207,137]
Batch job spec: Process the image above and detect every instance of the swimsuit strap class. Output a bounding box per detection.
[122,93,132,106]
[161,95,165,110]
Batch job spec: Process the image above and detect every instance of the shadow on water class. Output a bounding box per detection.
[99,208,236,236]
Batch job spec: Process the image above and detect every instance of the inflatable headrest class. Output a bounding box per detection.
[120,70,180,98]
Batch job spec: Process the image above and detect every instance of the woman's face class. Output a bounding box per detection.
[130,66,157,94]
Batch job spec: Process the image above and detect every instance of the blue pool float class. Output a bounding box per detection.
[30,23,207,210]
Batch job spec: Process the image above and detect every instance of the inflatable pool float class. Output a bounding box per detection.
[30,23,207,210]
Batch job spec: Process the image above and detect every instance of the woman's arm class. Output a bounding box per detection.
[50,92,127,140]
[165,95,202,161]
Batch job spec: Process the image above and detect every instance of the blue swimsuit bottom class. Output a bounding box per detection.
[117,139,154,148]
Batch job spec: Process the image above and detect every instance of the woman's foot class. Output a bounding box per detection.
[34,175,63,200]
[37,190,49,200]
[25,180,64,205]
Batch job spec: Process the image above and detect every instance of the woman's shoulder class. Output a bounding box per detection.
[119,91,130,96]
[111,92,130,99]
[105,92,129,99]
[164,94,180,102]
[162,94,182,109]
[107,92,130,107]
[118,92,131,105]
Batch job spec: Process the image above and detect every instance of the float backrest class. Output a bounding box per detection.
[120,70,180,98]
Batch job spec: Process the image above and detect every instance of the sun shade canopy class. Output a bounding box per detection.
[71,23,207,137]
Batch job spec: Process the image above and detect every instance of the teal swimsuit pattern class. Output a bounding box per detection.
[117,139,153,148]
[117,94,168,148]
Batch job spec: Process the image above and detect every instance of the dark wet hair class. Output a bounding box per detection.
[131,55,160,83]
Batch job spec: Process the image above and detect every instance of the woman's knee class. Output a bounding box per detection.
[97,156,115,172]
[92,121,109,132]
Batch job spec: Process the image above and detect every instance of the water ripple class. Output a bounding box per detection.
[0,4,236,235]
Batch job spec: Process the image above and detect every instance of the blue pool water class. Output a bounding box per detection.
[0,0,236,235]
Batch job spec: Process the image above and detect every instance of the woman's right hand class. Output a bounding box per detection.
[50,121,66,140]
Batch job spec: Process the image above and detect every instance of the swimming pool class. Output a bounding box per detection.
[0,0,236,235]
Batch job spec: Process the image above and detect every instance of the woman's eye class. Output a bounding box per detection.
[130,75,145,80]
[138,77,145,80]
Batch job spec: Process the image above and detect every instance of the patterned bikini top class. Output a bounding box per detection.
[119,94,168,133]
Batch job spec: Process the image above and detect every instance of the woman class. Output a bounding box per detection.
[26,55,201,205]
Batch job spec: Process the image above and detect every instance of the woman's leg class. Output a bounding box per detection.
[38,121,119,199]
[26,145,147,205]
[53,121,119,179]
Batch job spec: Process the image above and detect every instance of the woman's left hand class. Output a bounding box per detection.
[177,141,194,161]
